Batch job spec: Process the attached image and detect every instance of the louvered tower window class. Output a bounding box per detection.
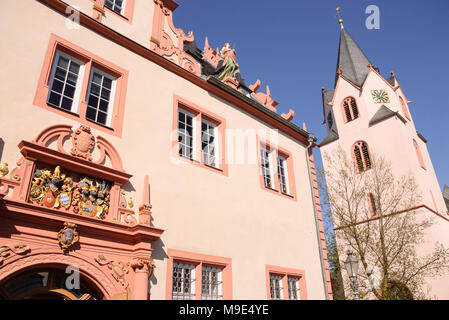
[353,141,371,173]
[343,97,359,122]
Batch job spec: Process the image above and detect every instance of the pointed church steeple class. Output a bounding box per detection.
[334,24,372,88]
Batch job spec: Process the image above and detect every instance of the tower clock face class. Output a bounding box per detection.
[371,89,390,103]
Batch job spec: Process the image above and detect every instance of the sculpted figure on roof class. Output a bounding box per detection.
[218,43,239,80]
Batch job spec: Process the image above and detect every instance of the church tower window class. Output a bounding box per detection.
[413,139,426,170]
[342,97,359,123]
[353,141,371,173]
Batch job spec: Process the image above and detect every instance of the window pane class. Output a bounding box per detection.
[48,92,61,107]
[172,263,195,300]
[63,84,75,98]
[61,97,73,111]
[51,79,64,94]
[57,57,69,69]
[99,99,109,112]
[88,95,99,108]
[86,107,97,121]
[97,112,107,125]
[66,72,78,86]
[90,83,101,96]
[54,67,67,81]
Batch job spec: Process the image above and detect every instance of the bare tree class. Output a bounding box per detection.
[319,147,449,300]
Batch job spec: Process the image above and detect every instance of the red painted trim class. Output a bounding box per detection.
[33,33,128,138]
[171,95,229,176]
[265,265,308,300]
[308,149,333,299]
[36,0,310,147]
[165,248,232,300]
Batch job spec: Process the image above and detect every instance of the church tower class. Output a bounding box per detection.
[319,19,449,298]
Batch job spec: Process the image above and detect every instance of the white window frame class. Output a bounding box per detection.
[47,50,85,113]
[261,144,274,189]
[277,154,290,195]
[201,119,219,168]
[172,262,196,300]
[85,67,117,127]
[178,108,197,161]
[104,0,126,15]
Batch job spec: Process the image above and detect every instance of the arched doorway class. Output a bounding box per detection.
[0,267,104,300]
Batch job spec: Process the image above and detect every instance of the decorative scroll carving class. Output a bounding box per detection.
[150,0,201,77]
[71,125,95,161]
[130,258,155,277]
[95,254,130,288]
[29,124,125,172]
[0,243,31,266]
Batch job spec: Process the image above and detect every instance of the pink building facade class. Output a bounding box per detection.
[0,1,331,300]
[320,22,449,299]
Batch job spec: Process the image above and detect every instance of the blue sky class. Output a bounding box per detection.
[173,0,449,193]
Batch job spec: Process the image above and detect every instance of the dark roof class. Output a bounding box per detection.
[368,105,407,127]
[335,28,372,88]
[319,130,339,147]
[323,90,335,105]
[386,76,396,87]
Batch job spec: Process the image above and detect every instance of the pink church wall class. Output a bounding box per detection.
[321,70,449,299]
[0,0,330,299]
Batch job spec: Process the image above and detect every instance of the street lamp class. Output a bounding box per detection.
[344,251,360,300]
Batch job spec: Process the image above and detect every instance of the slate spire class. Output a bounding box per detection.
[334,24,372,88]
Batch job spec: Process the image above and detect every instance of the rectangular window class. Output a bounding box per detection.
[201,119,218,168]
[260,145,274,188]
[172,262,196,300]
[269,274,283,300]
[277,155,290,195]
[287,276,300,300]
[47,51,85,113]
[201,266,222,300]
[178,108,196,160]
[85,68,116,127]
[266,265,307,300]
[104,0,126,15]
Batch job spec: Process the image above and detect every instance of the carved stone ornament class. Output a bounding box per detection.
[0,242,31,266]
[57,222,79,251]
[71,125,96,161]
[0,162,9,177]
[29,165,111,219]
[95,254,130,288]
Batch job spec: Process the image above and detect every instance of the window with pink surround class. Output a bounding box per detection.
[166,249,232,300]
[90,0,135,23]
[171,95,228,176]
[266,265,307,300]
[257,137,297,201]
[352,141,372,173]
[413,139,426,170]
[33,34,128,137]
[342,97,359,123]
